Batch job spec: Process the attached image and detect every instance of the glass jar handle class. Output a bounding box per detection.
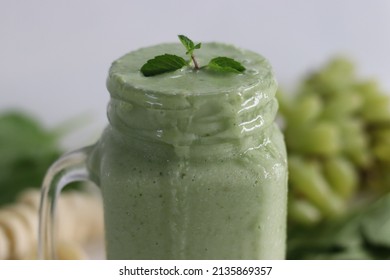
[38,146,94,259]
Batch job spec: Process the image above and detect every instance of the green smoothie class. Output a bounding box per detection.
[87,42,288,259]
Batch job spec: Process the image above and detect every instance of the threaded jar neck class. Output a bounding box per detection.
[105,42,278,148]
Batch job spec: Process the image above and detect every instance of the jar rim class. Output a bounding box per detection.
[106,42,276,101]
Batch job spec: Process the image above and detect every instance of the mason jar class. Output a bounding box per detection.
[39,42,288,260]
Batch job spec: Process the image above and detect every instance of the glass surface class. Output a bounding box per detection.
[39,42,288,260]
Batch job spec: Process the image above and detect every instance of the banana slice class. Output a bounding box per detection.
[6,204,39,258]
[0,227,10,259]
[16,188,41,210]
[0,210,31,259]
[57,241,87,260]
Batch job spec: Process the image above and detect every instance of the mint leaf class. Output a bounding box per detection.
[178,35,202,55]
[208,57,246,73]
[140,54,187,77]
[178,35,195,54]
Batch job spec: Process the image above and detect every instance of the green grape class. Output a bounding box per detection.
[288,156,345,218]
[322,156,358,199]
[373,142,390,163]
[277,90,323,126]
[293,94,323,124]
[337,119,370,167]
[361,95,390,123]
[371,129,390,163]
[355,80,387,104]
[354,80,380,96]
[304,58,356,96]
[320,91,363,120]
[288,197,322,225]
[285,121,341,156]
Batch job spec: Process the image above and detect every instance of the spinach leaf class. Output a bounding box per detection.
[0,111,61,206]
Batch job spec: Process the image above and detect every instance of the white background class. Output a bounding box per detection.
[1,260,390,279]
[1,0,390,148]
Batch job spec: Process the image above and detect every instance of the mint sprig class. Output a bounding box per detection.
[178,34,201,69]
[140,35,246,77]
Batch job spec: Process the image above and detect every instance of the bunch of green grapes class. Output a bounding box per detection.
[278,58,390,225]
